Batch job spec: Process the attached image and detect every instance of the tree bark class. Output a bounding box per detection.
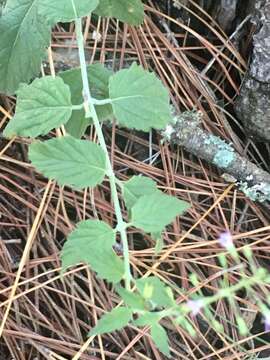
[164,111,270,202]
[235,0,270,142]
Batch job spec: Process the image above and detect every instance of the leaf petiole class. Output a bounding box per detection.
[91,98,112,105]
[72,103,85,110]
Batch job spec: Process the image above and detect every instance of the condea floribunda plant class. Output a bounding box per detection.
[1,0,270,356]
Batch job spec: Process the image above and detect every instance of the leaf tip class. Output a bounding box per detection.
[3,127,14,139]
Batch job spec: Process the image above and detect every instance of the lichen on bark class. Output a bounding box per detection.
[164,110,270,202]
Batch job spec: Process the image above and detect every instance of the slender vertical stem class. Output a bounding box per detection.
[75,18,132,290]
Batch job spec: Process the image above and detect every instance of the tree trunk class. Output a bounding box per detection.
[235,0,270,142]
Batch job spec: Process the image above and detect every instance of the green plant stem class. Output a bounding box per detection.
[75,18,132,290]
[204,268,266,307]
[72,104,85,110]
[92,98,112,105]
[160,269,268,322]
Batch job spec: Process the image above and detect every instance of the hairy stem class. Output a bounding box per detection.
[75,18,132,290]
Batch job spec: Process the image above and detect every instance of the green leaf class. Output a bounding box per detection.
[89,307,133,336]
[94,0,144,25]
[29,136,107,189]
[61,220,124,283]
[175,316,196,337]
[59,67,88,138]
[123,175,157,209]
[38,0,99,24]
[131,191,190,232]
[136,276,175,308]
[236,316,248,336]
[133,311,163,326]
[3,76,72,138]
[109,63,172,131]
[116,286,145,311]
[0,0,6,15]
[151,323,171,357]
[59,64,113,138]
[0,0,50,94]
[152,231,164,254]
[87,63,114,122]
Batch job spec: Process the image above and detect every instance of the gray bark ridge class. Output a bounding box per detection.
[235,0,270,141]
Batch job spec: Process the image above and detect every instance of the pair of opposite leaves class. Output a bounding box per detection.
[4,61,173,188]
[61,175,190,283]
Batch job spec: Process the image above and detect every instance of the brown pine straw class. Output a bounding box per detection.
[0,180,53,336]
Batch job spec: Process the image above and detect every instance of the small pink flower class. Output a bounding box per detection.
[264,314,270,332]
[187,299,204,316]
[218,231,234,250]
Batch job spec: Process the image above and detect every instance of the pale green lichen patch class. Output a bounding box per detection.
[176,109,202,125]
[239,181,270,202]
[162,109,202,141]
[204,135,235,168]
[213,149,235,168]
[162,123,176,141]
